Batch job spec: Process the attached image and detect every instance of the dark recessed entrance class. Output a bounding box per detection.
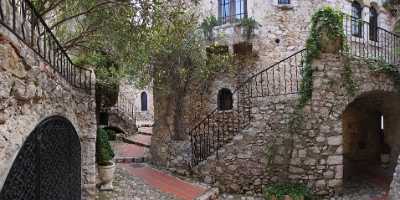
[0,116,81,200]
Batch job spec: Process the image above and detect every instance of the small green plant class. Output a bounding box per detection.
[366,58,400,92]
[106,129,117,141]
[343,58,358,97]
[96,128,115,166]
[239,17,261,40]
[200,15,219,41]
[264,183,313,200]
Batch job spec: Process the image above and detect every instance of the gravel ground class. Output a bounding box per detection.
[96,166,178,200]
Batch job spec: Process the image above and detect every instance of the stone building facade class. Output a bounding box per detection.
[0,24,96,199]
[151,0,400,198]
[119,80,154,126]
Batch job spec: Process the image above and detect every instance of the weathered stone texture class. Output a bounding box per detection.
[186,54,400,197]
[0,31,96,199]
[119,79,154,124]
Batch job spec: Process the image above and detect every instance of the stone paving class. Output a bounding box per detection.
[96,165,178,200]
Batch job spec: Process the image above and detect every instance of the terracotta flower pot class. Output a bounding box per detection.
[98,161,116,191]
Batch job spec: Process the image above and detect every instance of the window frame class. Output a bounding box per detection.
[369,7,378,42]
[278,0,290,4]
[351,1,363,38]
[218,0,247,25]
[140,92,148,111]
[217,88,233,111]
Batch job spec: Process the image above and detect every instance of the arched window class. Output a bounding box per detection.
[369,7,378,41]
[351,1,363,37]
[140,92,148,111]
[218,88,233,110]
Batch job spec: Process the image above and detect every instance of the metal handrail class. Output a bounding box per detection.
[0,0,93,93]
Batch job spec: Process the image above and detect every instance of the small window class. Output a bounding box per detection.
[278,0,290,4]
[369,7,378,42]
[140,92,148,111]
[351,1,363,37]
[218,88,233,110]
[218,0,247,24]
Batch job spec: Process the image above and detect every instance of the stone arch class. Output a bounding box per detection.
[341,91,400,190]
[0,116,81,199]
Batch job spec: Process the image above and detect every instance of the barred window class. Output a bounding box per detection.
[278,0,290,4]
[218,0,247,24]
[351,1,363,37]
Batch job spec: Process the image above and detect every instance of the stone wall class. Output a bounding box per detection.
[189,53,400,197]
[119,79,154,125]
[0,29,96,199]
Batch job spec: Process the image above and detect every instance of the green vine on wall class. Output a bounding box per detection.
[366,58,400,92]
[343,58,358,97]
[298,7,346,108]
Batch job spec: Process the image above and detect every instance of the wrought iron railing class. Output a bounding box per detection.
[114,94,136,122]
[0,0,93,93]
[189,49,306,165]
[189,14,400,166]
[343,15,400,65]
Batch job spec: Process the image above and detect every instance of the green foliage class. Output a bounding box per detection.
[106,129,117,141]
[239,17,261,40]
[366,58,400,92]
[96,128,115,165]
[264,183,313,200]
[299,7,345,108]
[342,57,358,97]
[200,16,219,41]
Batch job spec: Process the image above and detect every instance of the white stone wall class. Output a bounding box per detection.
[119,80,154,126]
[0,29,97,199]
[197,0,393,67]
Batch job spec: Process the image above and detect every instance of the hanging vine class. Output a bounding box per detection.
[298,7,346,108]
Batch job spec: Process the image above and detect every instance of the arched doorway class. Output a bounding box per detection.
[0,116,81,200]
[342,91,400,195]
[141,92,148,111]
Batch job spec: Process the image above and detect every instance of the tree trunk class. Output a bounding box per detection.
[172,89,186,140]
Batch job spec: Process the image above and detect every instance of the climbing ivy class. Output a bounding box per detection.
[343,58,358,97]
[366,58,400,92]
[299,7,346,107]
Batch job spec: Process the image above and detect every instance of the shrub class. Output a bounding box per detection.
[96,128,115,166]
[200,15,219,41]
[264,183,313,200]
[106,129,117,141]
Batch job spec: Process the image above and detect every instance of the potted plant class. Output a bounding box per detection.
[239,17,261,41]
[264,183,312,200]
[200,15,219,42]
[96,128,116,190]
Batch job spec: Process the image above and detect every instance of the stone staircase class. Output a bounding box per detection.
[188,49,306,166]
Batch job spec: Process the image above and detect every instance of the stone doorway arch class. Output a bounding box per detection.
[0,116,81,200]
[342,91,400,194]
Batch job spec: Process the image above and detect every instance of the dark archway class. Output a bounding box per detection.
[0,116,81,200]
[218,88,233,110]
[342,91,400,195]
[141,92,148,111]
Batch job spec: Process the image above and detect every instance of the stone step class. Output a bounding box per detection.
[115,157,147,163]
[123,134,151,148]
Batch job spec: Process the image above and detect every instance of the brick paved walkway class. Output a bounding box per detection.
[120,163,207,200]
